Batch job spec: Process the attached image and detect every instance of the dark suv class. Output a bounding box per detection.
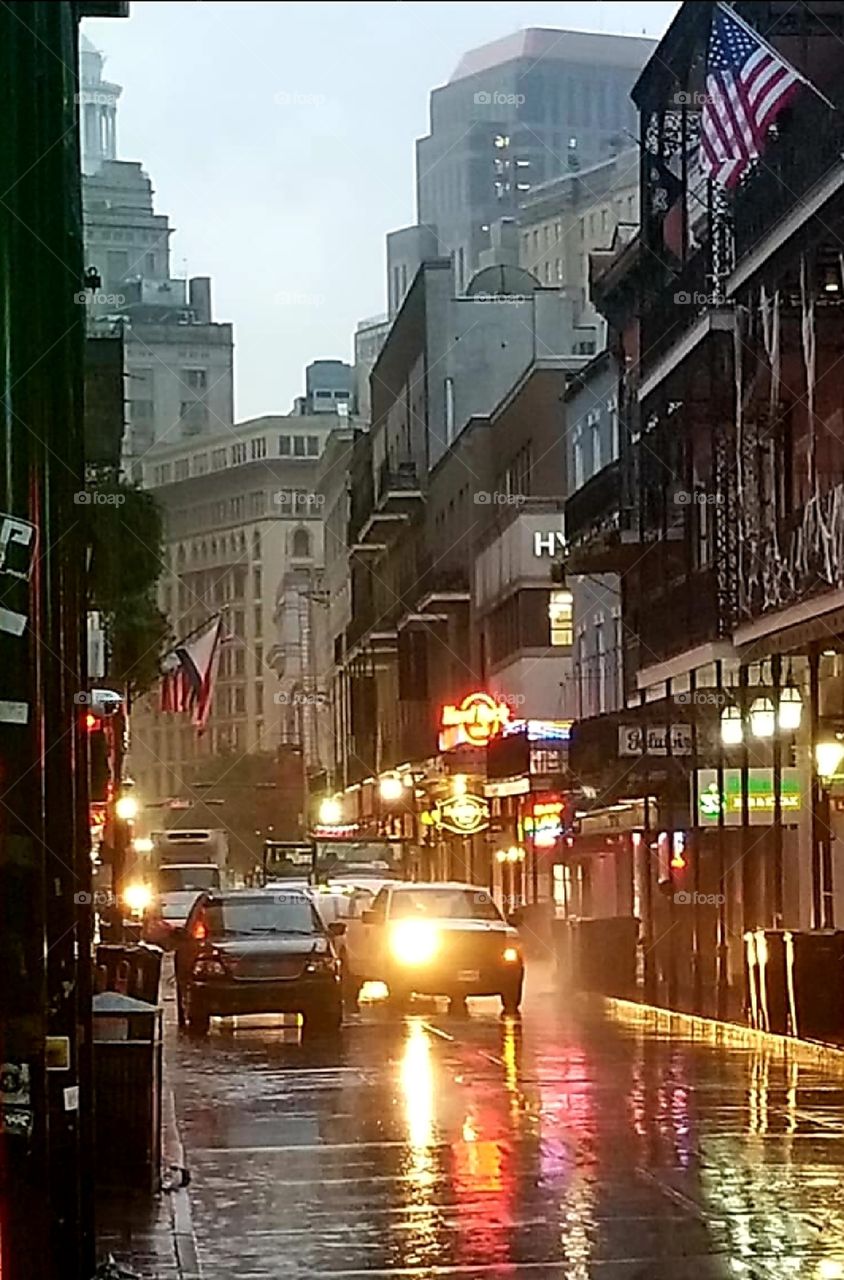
[175,889,344,1036]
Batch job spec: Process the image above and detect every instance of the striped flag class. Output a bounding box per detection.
[699,3,802,189]
[159,615,223,733]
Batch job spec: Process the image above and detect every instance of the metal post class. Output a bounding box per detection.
[809,645,822,929]
[690,667,702,1013]
[771,653,784,927]
[715,660,729,1018]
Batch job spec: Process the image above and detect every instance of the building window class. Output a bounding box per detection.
[549,590,573,647]
[192,452,208,476]
[292,527,310,558]
[253,567,262,598]
[306,436,320,456]
[253,530,261,560]
[181,402,208,433]
[573,426,585,490]
[232,610,244,638]
[254,643,263,672]
[254,681,263,710]
[279,435,291,456]
[235,647,245,676]
[235,686,246,715]
[253,605,262,636]
[211,447,227,471]
[608,396,619,459]
[251,436,267,459]
[293,436,307,458]
[444,377,455,443]
[588,409,602,474]
[184,369,207,391]
[174,459,189,482]
[231,442,247,465]
[555,258,564,282]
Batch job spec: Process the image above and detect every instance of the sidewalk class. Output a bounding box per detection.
[95,972,200,1279]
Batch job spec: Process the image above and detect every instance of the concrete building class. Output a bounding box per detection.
[80,41,234,472]
[128,413,346,809]
[416,28,654,281]
[352,315,390,420]
[79,33,121,177]
[517,147,640,329]
[386,224,440,317]
[292,359,352,415]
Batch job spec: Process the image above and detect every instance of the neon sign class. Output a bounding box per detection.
[439,692,511,752]
[421,794,490,836]
[524,799,564,848]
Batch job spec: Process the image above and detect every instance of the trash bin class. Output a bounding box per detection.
[93,992,162,1192]
[786,930,844,1042]
[95,943,163,1004]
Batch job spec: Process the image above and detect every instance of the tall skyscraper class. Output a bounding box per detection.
[416,27,655,285]
[80,39,234,472]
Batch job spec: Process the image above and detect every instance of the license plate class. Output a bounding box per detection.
[458,969,480,983]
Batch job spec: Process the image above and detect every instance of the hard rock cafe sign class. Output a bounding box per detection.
[421,793,490,836]
[438,692,511,752]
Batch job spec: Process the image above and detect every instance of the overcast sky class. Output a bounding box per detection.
[82,1,679,422]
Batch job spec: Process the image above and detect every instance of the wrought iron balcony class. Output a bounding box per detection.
[733,94,844,264]
[377,457,423,509]
[739,481,844,623]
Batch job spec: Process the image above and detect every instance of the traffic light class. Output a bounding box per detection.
[84,711,111,802]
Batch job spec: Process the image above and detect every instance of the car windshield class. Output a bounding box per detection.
[158,866,219,893]
[205,896,318,937]
[390,889,502,922]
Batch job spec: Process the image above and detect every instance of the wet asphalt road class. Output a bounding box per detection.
[168,965,844,1279]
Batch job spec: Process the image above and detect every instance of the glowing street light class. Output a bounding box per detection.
[815,739,844,781]
[749,696,775,739]
[720,706,743,746]
[778,686,803,731]
[318,796,343,825]
[379,773,404,803]
[115,793,138,821]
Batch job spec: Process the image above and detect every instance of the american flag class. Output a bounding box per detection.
[699,3,801,189]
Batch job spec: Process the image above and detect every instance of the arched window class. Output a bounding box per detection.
[292,528,310,558]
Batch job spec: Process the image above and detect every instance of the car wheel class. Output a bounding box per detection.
[185,987,210,1037]
[500,977,523,1017]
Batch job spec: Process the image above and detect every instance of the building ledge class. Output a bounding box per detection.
[727,156,844,297]
[733,586,844,659]
[635,639,737,693]
[638,309,735,404]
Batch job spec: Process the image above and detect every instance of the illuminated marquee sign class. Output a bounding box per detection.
[524,798,564,848]
[439,692,511,752]
[421,794,490,836]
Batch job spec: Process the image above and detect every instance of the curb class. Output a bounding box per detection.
[162,1087,202,1279]
[602,994,844,1074]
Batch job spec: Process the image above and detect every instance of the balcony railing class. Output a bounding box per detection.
[733,94,844,262]
[566,460,621,545]
[639,250,718,376]
[740,481,844,622]
[377,457,422,506]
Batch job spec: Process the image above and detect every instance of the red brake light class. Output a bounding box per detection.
[84,712,98,731]
[192,920,207,940]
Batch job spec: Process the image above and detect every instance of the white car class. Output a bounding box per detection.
[308,879,397,1002]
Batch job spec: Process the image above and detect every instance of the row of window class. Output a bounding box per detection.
[486,588,572,667]
[150,433,322,488]
[572,397,619,489]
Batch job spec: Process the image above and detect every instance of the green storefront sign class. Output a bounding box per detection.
[695,768,802,826]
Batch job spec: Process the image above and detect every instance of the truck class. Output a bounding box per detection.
[262,837,402,886]
[133,829,230,948]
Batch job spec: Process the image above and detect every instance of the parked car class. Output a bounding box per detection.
[175,888,344,1036]
[346,881,524,1014]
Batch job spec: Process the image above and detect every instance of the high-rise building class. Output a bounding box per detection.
[79,40,234,472]
[416,27,655,283]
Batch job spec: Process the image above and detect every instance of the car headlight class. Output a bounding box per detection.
[305,954,337,974]
[502,946,520,964]
[123,882,153,914]
[390,920,440,965]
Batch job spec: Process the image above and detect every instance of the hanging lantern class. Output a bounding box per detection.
[749,696,775,738]
[720,705,743,746]
[778,685,802,731]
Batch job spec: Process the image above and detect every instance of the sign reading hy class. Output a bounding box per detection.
[695,768,802,826]
[618,724,693,757]
[439,692,511,752]
[533,530,567,557]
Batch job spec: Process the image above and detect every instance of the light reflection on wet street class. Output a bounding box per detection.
[168,965,844,1278]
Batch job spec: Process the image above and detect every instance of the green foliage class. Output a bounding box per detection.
[84,473,169,696]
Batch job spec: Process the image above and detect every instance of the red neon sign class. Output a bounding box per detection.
[439,692,511,752]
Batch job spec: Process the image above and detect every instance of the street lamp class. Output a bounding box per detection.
[379,773,404,803]
[115,793,138,821]
[318,796,343,825]
[749,696,776,738]
[815,739,844,781]
[778,685,803,731]
[720,705,743,746]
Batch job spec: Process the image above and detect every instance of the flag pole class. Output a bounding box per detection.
[721,2,838,113]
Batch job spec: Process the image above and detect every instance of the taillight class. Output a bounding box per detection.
[192,954,226,978]
[192,920,207,941]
